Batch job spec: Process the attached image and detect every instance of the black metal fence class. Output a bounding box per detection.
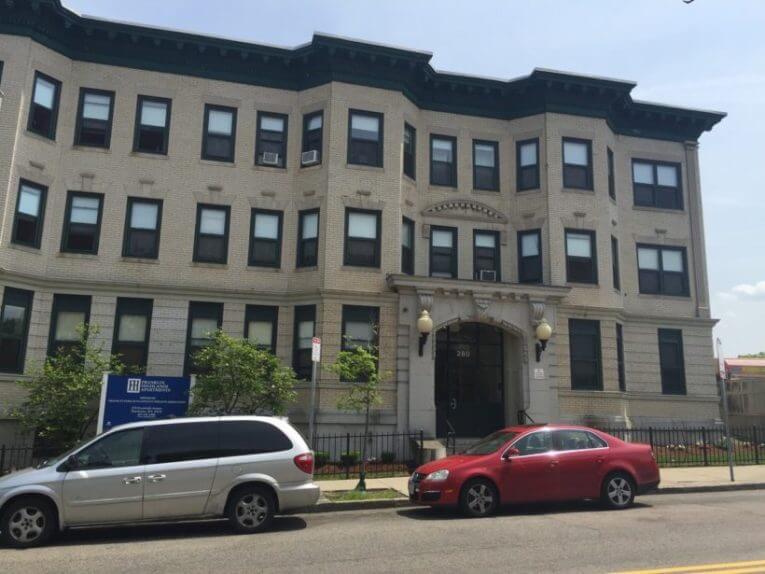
[1,445,42,475]
[311,431,424,479]
[598,426,765,467]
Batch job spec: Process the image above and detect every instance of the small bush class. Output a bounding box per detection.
[339,451,360,467]
[380,451,396,464]
[314,451,330,469]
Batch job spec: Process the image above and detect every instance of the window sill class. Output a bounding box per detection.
[402,173,417,186]
[130,151,170,160]
[191,261,229,269]
[56,251,99,260]
[636,293,691,301]
[253,163,288,173]
[300,162,324,172]
[517,187,542,194]
[295,265,319,273]
[429,183,458,191]
[120,256,160,265]
[341,265,382,273]
[632,205,685,215]
[565,282,600,288]
[561,187,595,195]
[7,242,42,255]
[199,158,236,168]
[346,163,384,173]
[246,265,282,273]
[71,145,111,154]
[472,188,502,196]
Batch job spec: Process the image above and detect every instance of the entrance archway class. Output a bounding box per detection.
[435,322,518,437]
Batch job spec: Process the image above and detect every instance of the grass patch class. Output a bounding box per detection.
[324,488,402,502]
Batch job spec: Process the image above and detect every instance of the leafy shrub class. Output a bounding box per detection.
[314,451,330,469]
[380,451,396,464]
[339,451,360,467]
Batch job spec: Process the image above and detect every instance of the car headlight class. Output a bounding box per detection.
[425,469,449,481]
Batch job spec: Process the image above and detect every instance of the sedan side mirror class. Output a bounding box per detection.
[502,447,520,460]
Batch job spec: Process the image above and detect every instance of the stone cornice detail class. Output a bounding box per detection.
[387,273,570,302]
[421,199,508,224]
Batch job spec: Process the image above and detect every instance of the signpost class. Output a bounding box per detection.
[308,337,321,446]
[97,374,193,433]
[716,338,735,482]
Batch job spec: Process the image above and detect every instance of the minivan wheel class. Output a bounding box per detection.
[0,496,57,548]
[459,479,498,518]
[227,486,275,534]
[601,472,635,509]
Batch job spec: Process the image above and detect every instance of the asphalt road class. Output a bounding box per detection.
[2,491,764,574]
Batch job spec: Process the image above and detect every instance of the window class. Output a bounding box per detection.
[134,95,171,154]
[219,420,293,457]
[12,180,47,248]
[48,294,91,357]
[0,288,33,373]
[256,112,287,167]
[184,302,223,375]
[513,431,552,456]
[302,111,323,165]
[297,209,319,267]
[245,305,278,353]
[142,422,219,464]
[659,328,686,395]
[611,235,621,291]
[562,138,593,190]
[193,204,230,264]
[565,229,598,284]
[202,104,236,162]
[430,135,457,187]
[516,138,539,191]
[123,198,162,258]
[342,305,379,350]
[249,209,282,267]
[348,109,383,167]
[72,428,143,470]
[401,217,414,275]
[344,209,381,267]
[473,140,499,191]
[518,229,542,284]
[403,123,416,179]
[74,88,114,148]
[569,319,602,390]
[637,245,689,296]
[112,297,152,374]
[61,192,104,254]
[0,61,3,84]
[554,430,606,451]
[292,305,315,379]
[430,226,457,278]
[28,71,61,139]
[632,160,682,210]
[616,323,626,392]
[474,230,500,281]
[607,147,615,200]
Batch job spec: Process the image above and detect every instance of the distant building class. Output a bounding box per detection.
[725,359,765,427]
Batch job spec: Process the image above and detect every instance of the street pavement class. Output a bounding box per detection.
[1,490,764,574]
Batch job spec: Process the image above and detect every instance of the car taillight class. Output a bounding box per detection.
[294,452,314,475]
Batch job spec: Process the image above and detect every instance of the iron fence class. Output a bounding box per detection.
[0,445,62,476]
[311,431,425,479]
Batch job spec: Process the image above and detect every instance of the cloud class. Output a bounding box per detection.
[731,281,765,299]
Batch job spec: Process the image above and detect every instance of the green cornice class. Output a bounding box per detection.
[0,0,725,141]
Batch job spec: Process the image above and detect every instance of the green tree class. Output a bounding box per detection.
[188,330,298,415]
[328,341,385,491]
[739,352,765,359]
[12,325,125,451]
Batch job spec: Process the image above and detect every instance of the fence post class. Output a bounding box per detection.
[419,430,424,465]
[0,445,5,475]
[702,428,709,467]
[648,427,654,454]
[345,433,351,480]
[754,426,760,465]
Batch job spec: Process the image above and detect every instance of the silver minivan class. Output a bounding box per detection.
[0,416,320,548]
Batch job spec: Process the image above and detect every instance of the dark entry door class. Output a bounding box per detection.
[435,323,505,437]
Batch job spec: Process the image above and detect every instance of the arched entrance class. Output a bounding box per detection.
[435,322,514,437]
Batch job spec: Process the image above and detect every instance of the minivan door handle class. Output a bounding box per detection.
[122,476,142,485]
[147,474,166,483]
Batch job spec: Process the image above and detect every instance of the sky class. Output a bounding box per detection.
[64,0,765,357]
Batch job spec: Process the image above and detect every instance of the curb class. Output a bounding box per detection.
[651,482,765,495]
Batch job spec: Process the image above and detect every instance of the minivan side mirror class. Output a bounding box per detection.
[502,447,520,461]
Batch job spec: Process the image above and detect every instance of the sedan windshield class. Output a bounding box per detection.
[463,430,518,455]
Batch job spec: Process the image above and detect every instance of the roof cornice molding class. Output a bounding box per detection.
[0,1,725,141]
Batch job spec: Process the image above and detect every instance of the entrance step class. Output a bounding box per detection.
[421,439,447,462]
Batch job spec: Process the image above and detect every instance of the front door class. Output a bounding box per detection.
[436,323,505,437]
[553,429,607,500]
[62,427,145,525]
[500,430,560,504]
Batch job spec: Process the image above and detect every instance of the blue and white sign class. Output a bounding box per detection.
[97,374,193,433]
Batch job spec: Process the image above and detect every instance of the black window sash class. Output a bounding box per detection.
[348,109,383,167]
[429,226,457,278]
[473,231,500,279]
[202,104,237,162]
[637,244,688,296]
[48,294,91,357]
[403,123,416,179]
[344,209,381,267]
[616,323,626,391]
[123,198,162,258]
[569,319,602,390]
[256,112,288,167]
[12,180,48,249]
[112,297,153,374]
[611,236,620,291]
[401,217,414,275]
[184,302,223,375]
[249,209,283,267]
[632,160,683,210]
[193,205,230,264]
[658,329,686,395]
[565,229,597,284]
[302,111,323,159]
[134,95,171,154]
[562,138,593,190]
[292,305,316,379]
[244,305,278,353]
[430,135,457,186]
[28,71,61,139]
[74,88,115,148]
[516,138,540,191]
[61,191,104,254]
[0,287,34,374]
[297,209,319,267]
[473,140,499,191]
[517,229,542,283]
[607,147,616,199]
[342,305,380,351]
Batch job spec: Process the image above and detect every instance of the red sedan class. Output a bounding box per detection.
[409,424,660,517]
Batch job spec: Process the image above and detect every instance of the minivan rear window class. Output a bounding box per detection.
[218,421,293,457]
[142,422,219,464]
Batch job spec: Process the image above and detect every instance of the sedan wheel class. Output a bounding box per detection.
[602,473,635,509]
[460,479,498,518]
[227,487,275,534]
[0,497,56,548]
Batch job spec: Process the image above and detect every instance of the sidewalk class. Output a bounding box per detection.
[313,465,765,505]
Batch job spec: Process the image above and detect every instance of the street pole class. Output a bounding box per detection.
[308,337,321,448]
[716,338,735,482]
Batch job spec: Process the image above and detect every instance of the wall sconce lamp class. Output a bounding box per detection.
[535,319,553,362]
[417,309,434,356]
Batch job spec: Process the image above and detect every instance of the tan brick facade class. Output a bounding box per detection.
[0,20,724,441]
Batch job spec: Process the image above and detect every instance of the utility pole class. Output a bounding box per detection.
[717,338,735,482]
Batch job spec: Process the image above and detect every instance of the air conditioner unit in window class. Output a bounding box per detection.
[261,152,280,166]
[479,269,497,282]
[301,150,319,166]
